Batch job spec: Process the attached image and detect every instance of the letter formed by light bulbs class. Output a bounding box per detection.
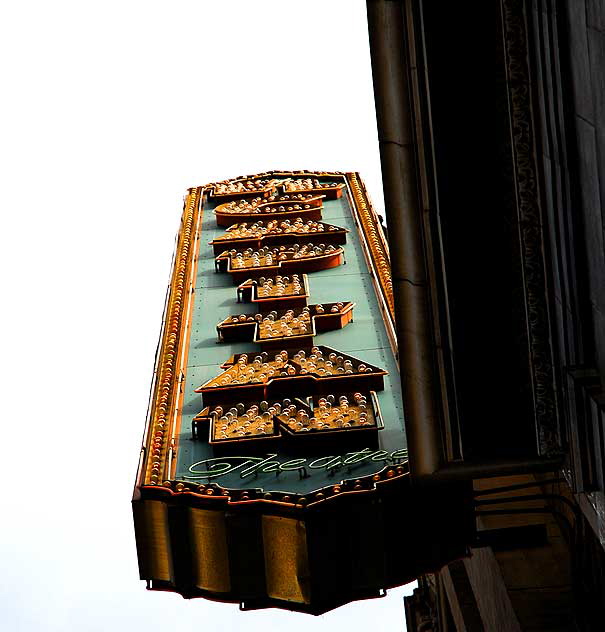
[193,176,388,455]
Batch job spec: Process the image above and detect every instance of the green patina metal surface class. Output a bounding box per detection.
[175,178,406,493]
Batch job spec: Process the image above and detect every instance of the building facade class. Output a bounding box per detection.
[366,1,605,630]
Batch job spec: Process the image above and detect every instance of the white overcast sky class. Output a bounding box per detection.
[1,2,413,630]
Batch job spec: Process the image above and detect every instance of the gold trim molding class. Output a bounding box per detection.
[346,173,395,319]
[143,187,201,486]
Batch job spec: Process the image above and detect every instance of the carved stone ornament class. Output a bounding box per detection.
[502,0,560,454]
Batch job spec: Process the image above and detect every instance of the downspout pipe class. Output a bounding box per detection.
[366,0,443,478]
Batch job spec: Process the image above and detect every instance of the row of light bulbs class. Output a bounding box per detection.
[217,218,339,239]
[210,392,374,440]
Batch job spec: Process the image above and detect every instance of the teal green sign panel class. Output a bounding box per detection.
[175,179,406,493]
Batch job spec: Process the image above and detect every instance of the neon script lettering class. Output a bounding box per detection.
[185,447,408,479]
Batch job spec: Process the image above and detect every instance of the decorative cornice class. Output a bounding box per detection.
[501,0,560,453]
[143,187,201,486]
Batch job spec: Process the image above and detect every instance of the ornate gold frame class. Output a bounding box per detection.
[136,187,203,489]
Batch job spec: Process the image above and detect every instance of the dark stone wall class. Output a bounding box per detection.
[421,1,537,461]
[527,0,605,494]
[561,0,605,379]
[531,0,605,381]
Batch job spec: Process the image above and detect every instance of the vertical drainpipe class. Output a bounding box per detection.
[366,0,443,478]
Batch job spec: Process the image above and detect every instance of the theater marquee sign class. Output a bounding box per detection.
[133,171,466,614]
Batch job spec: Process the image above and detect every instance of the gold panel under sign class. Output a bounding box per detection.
[133,500,173,582]
[189,508,231,593]
[262,515,310,604]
